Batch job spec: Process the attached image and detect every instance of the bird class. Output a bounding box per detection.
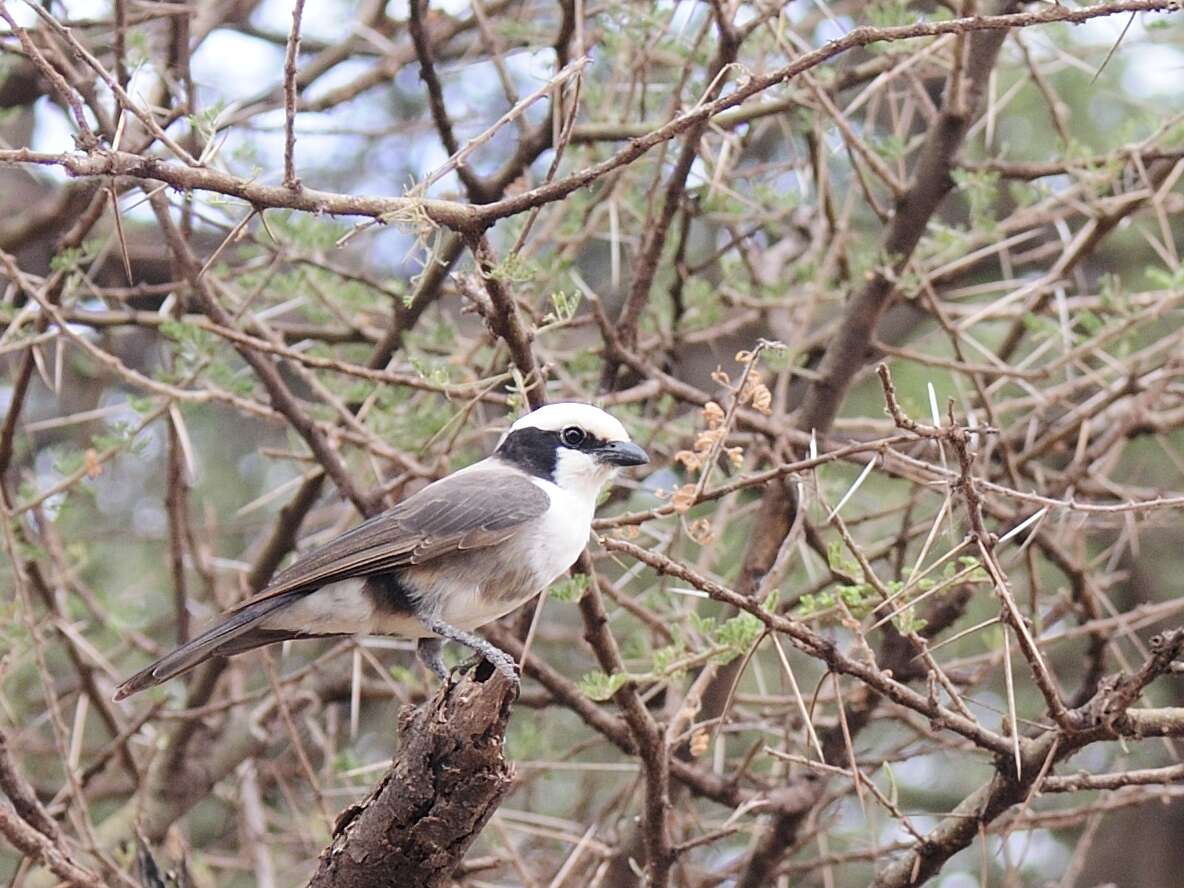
[113,402,648,700]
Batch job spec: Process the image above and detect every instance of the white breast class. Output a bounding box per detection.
[419,476,594,632]
[524,475,597,587]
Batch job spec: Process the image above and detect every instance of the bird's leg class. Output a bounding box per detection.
[419,616,520,689]
[416,637,449,681]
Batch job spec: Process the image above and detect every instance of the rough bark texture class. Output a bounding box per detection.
[308,663,516,888]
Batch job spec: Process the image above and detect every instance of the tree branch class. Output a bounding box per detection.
[308,664,516,888]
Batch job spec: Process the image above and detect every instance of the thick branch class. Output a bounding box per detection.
[309,665,516,888]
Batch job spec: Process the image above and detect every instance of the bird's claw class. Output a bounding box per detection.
[451,653,520,696]
[416,637,449,682]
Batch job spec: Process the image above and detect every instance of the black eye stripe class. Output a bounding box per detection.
[495,427,608,480]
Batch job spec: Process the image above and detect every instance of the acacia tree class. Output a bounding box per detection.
[2,1,1184,886]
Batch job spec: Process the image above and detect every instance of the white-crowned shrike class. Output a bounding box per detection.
[115,403,648,699]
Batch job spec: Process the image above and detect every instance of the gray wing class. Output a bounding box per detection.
[113,467,548,699]
[256,465,549,599]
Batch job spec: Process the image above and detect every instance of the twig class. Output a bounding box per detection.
[282,0,307,189]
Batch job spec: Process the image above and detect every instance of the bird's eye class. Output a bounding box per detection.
[561,426,586,447]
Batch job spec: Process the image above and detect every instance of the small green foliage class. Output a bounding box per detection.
[579,670,628,701]
[158,319,187,341]
[893,607,927,634]
[865,1,922,53]
[872,134,909,163]
[10,515,46,561]
[424,316,456,351]
[828,541,857,576]
[957,555,989,582]
[839,584,869,610]
[159,320,219,373]
[408,356,450,387]
[487,253,538,285]
[126,29,150,65]
[1008,180,1042,209]
[1098,272,1128,315]
[207,359,255,396]
[952,168,1000,234]
[269,213,349,252]
[51,447,85,476]
[798,581,882,621]
[333,749,362,776]
[1021,313,1058,337]
[925,222,971,261]
[229,140,261,167]
[128,395,155,415]
[547,289,582,324]
[335,279,387,314]
[550,574,590,603]
[689,611,718,638]
[797,592,830,617]
[92,421,146,456]
[49,246,87,274]
[1076,310,1104,337]
[651,641,688,679]
[753,182,797,212]
[339,380,378,404]
[867,0,914,28]
[683,277,725,329]
[712,590,775,664]
[714,610,762,664]
[186,100,228,144]
[1145,265,1184,291]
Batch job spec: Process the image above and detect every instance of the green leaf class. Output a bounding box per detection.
[867,0,913,28]
[128,395,155,415]
[52,447,85,476]
[487,253,538,285]
[716,608,763,663]
[689,612,718,638]
[579,670,629,701]
[548,288,582,323]
[651,641,687,679]
[550,574,590,603]
[49,246,86,273]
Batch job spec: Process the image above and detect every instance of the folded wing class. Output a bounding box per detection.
[114,468,549,699]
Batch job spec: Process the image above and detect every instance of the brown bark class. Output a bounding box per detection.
[308,663,516,888]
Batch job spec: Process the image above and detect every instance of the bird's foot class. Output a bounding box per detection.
[416,637,449,682]
[484,651,521,692]
[419,617,520,697]
[449,652,520,699]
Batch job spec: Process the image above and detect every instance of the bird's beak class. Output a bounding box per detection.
[596,440,649,467]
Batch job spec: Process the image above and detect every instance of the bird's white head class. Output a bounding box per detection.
[495,402,648,497]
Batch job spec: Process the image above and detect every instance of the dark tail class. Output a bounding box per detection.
[113,590,306,700]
